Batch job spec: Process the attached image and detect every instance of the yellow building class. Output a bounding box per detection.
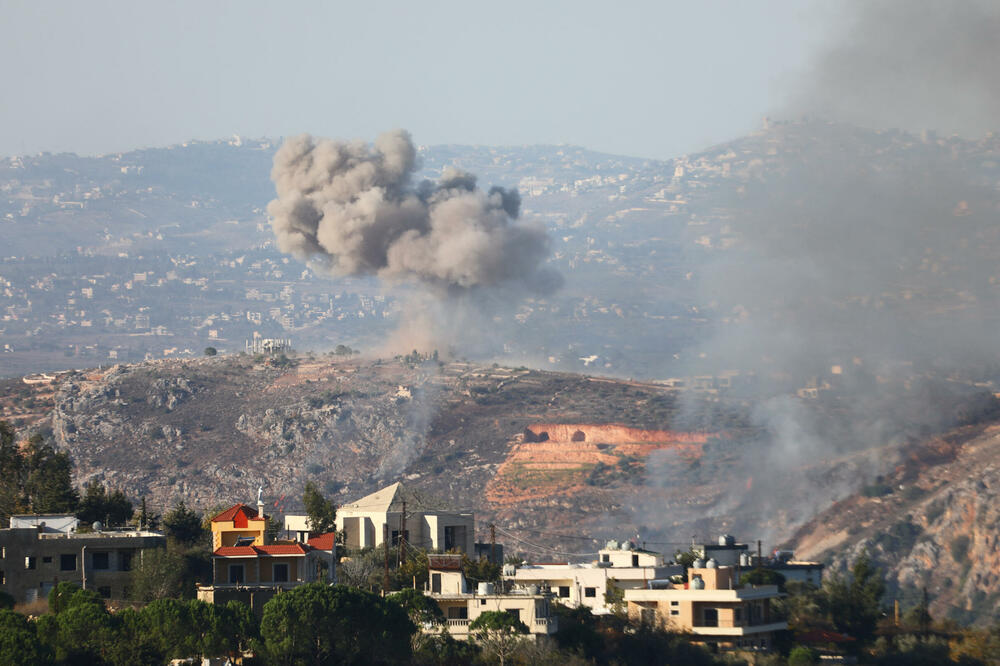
[198,500,323,616]
[624,563,786,652]
[210,502,268,550]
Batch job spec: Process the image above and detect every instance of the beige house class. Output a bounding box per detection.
[505,541,681,613]
[624,562,786,651]
[426,555,557,640]
[333,482,475,554]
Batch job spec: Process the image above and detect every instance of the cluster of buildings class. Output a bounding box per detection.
[0,481,823,653]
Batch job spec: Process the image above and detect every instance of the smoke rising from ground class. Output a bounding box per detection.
[641,1,1000,547]
[789,0,1000,137]
[267,130,560,297]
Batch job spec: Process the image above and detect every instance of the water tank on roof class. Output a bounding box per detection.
[478,582,495,595]
[692,558,705,569]
[623,541,634,551]
[92,521,103,532]
[527,584,539,595]
[719,534,735,546]
[739,552,751,567]
[502,564,516,577]
[706,558,718,569]
[606,540,619,550]
[691,576,705,590]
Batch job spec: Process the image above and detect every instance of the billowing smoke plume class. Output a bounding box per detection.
[267,129,559,296]
[638,1,1000,547]
[789,0,1000,137]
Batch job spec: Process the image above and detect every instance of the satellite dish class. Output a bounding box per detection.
[92,521,103,532]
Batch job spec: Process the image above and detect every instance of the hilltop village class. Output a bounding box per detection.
[2,474,823,662]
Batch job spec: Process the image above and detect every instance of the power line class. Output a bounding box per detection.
[492,525,598,558]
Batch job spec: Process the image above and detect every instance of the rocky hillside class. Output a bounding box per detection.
[4,355,741,539]
[787,422,1000,624]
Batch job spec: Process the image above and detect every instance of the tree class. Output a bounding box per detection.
[469,610,529,666]
[259,583,414,665]
[788,645,819,665]
[130,547,187,601]
[0,610,49,666]
[162,500,206,545]
[203,346,218,356]
[0,422,24,524]
[824,552,886,644]
[135,496,160,530]
[462,555,501,585]
[22,435,78,514]
[739,567,787,591]
[302,481,337,535]
[104,607,164,666]
[42,584,116,663]
[389,588,444,628]
[77,480,133,527]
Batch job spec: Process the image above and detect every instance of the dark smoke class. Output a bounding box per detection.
[790,0,1000,137]
[267,129,559,296]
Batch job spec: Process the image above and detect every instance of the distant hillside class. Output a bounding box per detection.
[5,121,1000,379]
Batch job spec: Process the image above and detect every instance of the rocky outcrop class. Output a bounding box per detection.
[789,425,1000,624]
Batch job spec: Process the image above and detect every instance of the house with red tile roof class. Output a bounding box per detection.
[197,498,327,615]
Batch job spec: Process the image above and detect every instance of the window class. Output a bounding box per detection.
[670,609,680,616]
[431,573,441,594]
[229,564,245,584]
[632,554,639,567]
[584,587,596,598]
[390,530,409,546]
[0,570,4,585]
[558,586,570,598]
[119,551,132,572]
[60,554,76,571]
[92,552,110,570]
[25,556,36,570]
[444,525,466,551]
[480,599,487,606]
[703,608,718,627]
[734,607,742,623]
[42,556,52,564]
[601,554,610,563]
[447,606,468,619]
[273,563,289,582]
[97,586,111,599]
[670,600,679,606]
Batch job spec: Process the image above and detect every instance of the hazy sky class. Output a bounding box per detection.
[0,0,829,160]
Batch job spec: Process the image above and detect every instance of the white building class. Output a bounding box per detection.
[504,540,681,613]
[427,554,557,640]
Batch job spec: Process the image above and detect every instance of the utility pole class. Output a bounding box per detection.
[490,523,497,564]
[383,524,390,593]
[399,501,406,567]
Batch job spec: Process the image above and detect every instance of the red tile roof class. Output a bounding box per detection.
[214,543,311,557]
[308,532,336,550]
[258,544,310,555]
[211,503,261,523]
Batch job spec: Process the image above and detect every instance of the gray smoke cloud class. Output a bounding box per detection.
[636,1,1000,549]
[789,0,1000,137]
[267,129,560,296]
